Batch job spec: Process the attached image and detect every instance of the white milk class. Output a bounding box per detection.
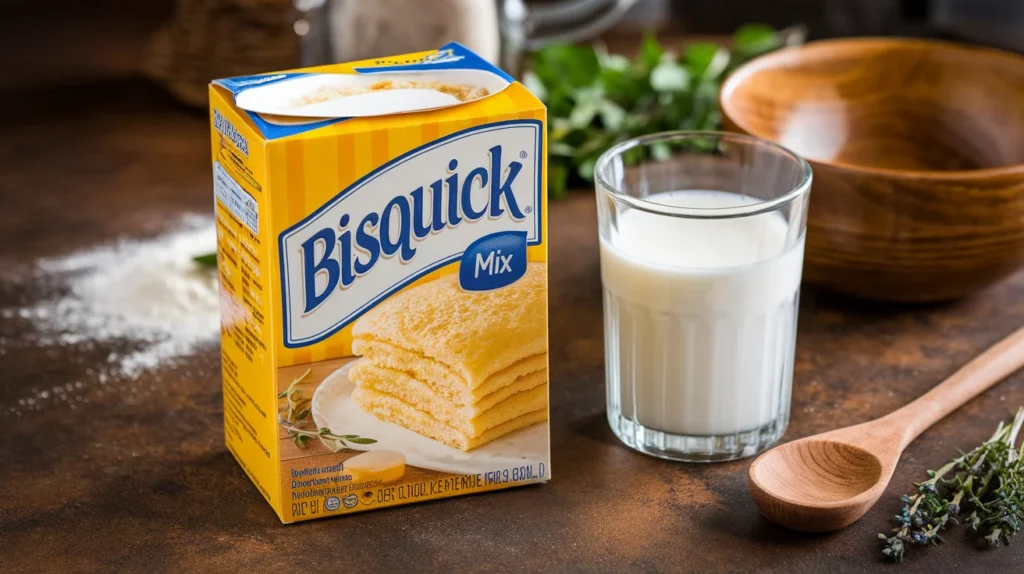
[600,190,803,436]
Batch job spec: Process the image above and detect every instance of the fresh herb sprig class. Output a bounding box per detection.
[880,407,1024,562]
[278,369,377,451]
[526,24,803,198]
[192,252,218,268]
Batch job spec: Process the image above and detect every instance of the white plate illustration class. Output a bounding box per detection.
[311,361,549,476]
[235,70,511,118]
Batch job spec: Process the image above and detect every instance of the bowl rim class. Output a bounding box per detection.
[720,36,1024,180]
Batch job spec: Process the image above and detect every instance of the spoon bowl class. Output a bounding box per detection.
[749,437,892,532]
[747,327,1024,532]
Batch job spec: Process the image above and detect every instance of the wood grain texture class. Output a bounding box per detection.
[750,327,1024,532]
[722,38,1024,302]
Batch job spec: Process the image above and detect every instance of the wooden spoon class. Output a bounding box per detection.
[749,326,1024,533]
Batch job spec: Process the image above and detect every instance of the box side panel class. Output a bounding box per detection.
[209,87,283,518]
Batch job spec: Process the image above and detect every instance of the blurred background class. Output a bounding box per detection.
[2,0,1022,96]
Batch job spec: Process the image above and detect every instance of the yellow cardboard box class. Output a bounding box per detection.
[209,44,549,523]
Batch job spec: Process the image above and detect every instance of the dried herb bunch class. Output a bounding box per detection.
[880,407,1024,562]
[278,369,376,451]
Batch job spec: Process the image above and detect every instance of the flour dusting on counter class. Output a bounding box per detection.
[5,216,220,380]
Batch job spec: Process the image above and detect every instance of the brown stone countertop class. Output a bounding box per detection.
[1,80,1023,573]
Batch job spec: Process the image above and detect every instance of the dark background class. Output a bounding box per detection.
[2,0,1021,92]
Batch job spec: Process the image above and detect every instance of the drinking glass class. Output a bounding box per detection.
[594,131,812,462]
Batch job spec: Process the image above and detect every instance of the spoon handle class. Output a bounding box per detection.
[887,326,1024,448]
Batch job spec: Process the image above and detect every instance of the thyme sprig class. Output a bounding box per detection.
[880,407,1024,562]
[277,369,376,452]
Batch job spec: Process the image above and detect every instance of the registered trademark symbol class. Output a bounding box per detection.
[519,150,528,159]
[524,206,533,214]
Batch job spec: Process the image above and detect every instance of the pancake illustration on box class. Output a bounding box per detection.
[311,264,549,476]
[350,263,548,451]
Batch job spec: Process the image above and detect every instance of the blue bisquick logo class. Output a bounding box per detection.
[300,145,527,312]
[278,120,542,347]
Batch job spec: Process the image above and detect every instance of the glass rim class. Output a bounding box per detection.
[593,130,813,219]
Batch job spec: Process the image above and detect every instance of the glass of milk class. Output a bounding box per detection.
[595,131,812,462]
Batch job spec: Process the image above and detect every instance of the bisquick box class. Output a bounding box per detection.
[208,43,549,522]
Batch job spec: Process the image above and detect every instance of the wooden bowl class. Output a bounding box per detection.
[721,38,1024,302]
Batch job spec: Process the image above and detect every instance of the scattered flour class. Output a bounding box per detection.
[5,216,221,380]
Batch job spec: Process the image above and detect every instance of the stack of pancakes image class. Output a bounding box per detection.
[350,263,548,451]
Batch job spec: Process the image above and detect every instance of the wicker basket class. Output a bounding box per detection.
[146,0,300,107]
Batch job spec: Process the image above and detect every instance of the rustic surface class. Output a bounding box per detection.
[2,80,1024,573]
